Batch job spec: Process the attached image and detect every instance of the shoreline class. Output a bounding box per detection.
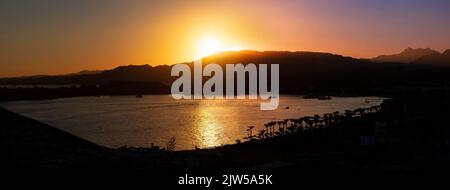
[0,95,386,151]
[0,91,388,103]
[2,93,450,172]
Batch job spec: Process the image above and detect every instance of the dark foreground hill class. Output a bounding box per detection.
[0,107,129,168]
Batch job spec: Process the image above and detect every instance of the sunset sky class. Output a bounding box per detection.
[1,0,450,77]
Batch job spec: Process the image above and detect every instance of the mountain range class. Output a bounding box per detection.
[372,48,450,65]
[1,49,450,100]
[2,48,450,83]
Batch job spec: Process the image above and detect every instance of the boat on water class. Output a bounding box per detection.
[304,95,331,100]
[318,96,331,100]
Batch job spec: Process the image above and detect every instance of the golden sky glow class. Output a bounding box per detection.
[1,0,450,77]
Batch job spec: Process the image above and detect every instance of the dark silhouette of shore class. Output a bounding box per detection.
[2,90,449,172]
[0,106,125,169]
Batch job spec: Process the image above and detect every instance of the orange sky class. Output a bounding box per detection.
[1,0,450,77]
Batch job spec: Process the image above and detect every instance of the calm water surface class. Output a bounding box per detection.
[1,95,385,150]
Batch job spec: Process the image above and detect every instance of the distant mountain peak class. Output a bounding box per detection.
[66,70,104,76]
[372,47,450,66]
[401,47,437,54]
[112,64,152,70]
[373,48,440,63]
[443,49,450,55]
[413,48,450,66]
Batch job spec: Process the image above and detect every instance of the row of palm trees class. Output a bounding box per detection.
[244,105,382,141]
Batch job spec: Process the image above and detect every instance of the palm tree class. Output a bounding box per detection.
[283,120,288,134]
[297,118,304,133]
[289,119,296,128]
[345,110,353,120]
[354,108,365,118]
[275,121,281,136]
[247,126,255,140]
[257,130,265,139]
[333,111,341,122]
[264,123,270,138]
[369,106,376,113]
[287,119,297,134]
[313,114,320,128]
[267,121,275,137]
[288,119,297,134]
[323,113,332,127]
[303,116,313,130]
[268,122,273,137]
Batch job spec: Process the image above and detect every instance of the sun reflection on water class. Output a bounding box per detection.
[194,100,236,148]
[0,95,386,150]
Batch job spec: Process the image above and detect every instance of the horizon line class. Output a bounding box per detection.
[2,47,449,78]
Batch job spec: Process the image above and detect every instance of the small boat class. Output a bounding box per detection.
[317,96,331,100]
[303,95,317,99]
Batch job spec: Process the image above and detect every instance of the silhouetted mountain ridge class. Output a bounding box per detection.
[0,64,172,85]
[66,70,104,76]
[1,50,450,99]
[0,51,362,85]
[372,48,440,63]
[97,64,172,84]
[413,49,450,66]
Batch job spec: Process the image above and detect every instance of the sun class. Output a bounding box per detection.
[199,37,222,58]
[196,36,244,59]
